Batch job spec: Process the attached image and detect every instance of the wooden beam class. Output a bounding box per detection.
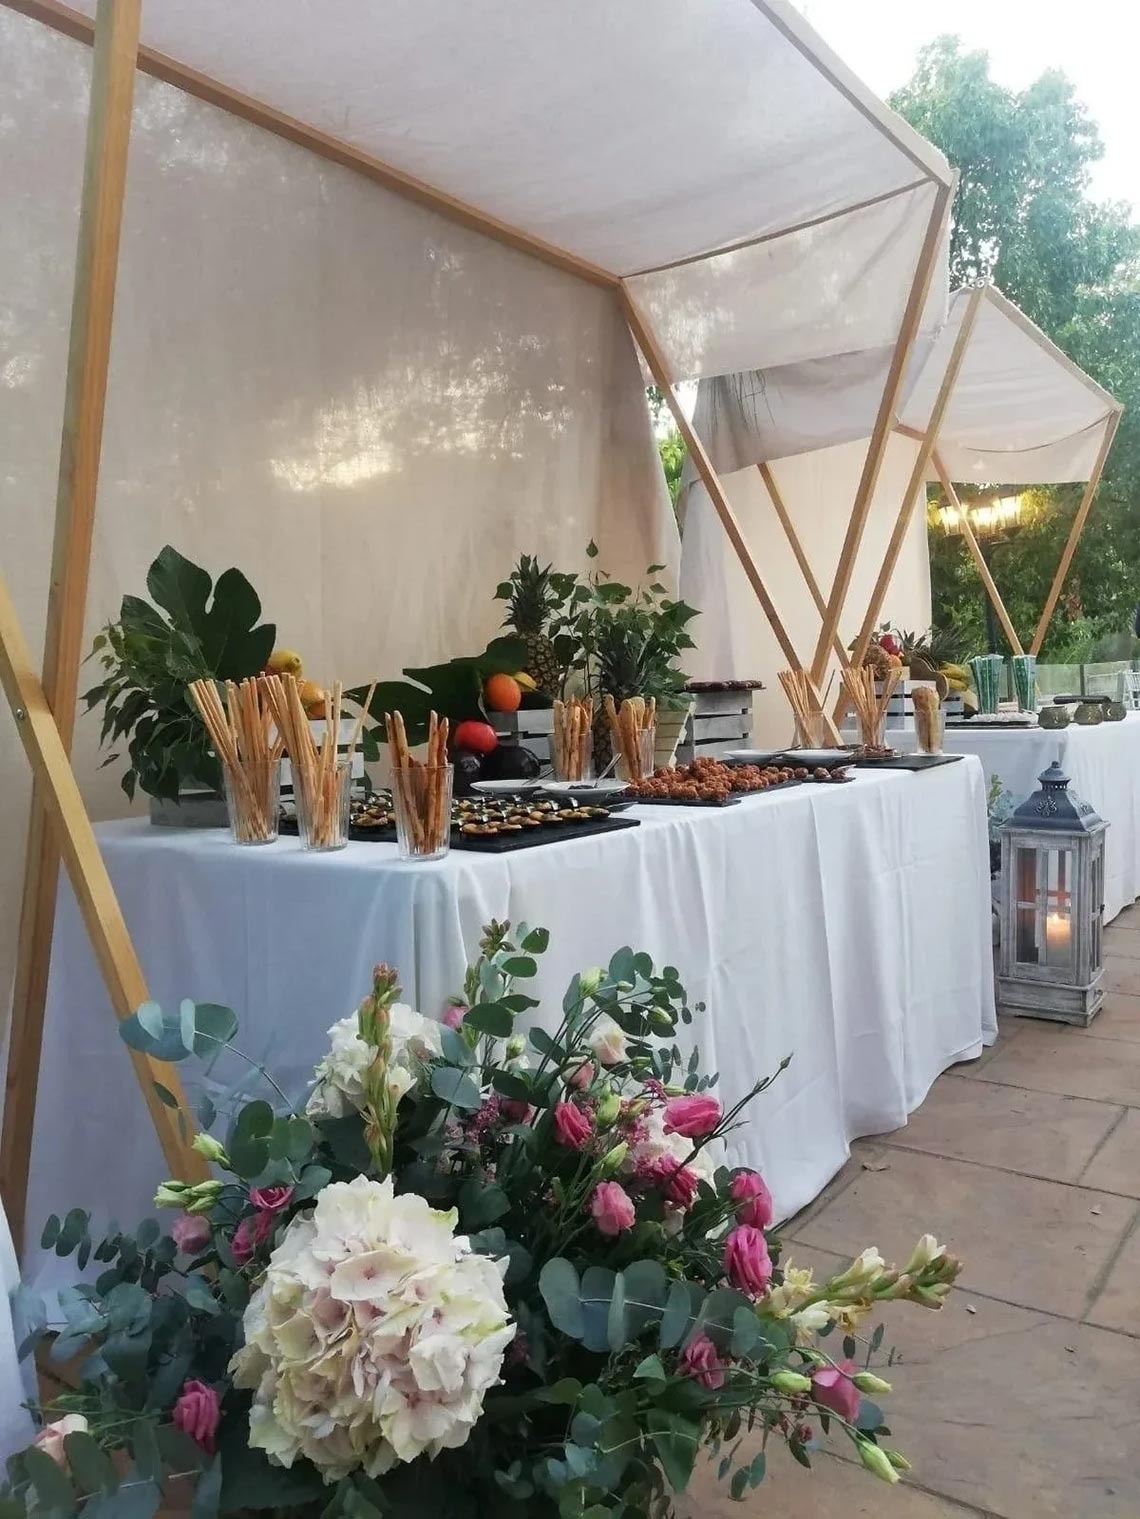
[3,0,150,1249]
[894,422,925,442]
[933,455,1025,657]
[0,572,206,1240]
[758,463,849,670]
[619,285,841,743]
[1029,411,1122,656]
[837,284,984,722]
[809,180,952,684]
[3,0,619,291]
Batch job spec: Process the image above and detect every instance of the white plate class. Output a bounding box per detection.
[722,749,786,765]
[471,779,544,796]
[540,780,629,802]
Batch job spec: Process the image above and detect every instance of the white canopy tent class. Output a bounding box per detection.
[0,0,955,1239]
[680,283,1122,736]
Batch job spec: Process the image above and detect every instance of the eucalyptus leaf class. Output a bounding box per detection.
[539,1259,584,1339]
[430,1066,482,1111]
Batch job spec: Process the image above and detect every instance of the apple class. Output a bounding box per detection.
[453,720,499,756]
[878,631,902,657]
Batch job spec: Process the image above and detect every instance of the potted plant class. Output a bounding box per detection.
[83,546,275,825]
[569,545,698,770]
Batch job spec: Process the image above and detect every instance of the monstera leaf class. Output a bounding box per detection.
[349,636,528,751]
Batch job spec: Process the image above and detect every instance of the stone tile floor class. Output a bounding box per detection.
[685,908,1140,1519]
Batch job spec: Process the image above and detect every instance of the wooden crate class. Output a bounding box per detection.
[675,689,753,763]
[489,709,554,763]
[876,679,965,732]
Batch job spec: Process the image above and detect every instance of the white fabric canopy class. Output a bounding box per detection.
[900,287,1118,484]
[24,766,995,1293]
[56,0,953,381]
[688,285,1117,481]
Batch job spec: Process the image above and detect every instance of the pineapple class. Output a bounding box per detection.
[498,556,562,696]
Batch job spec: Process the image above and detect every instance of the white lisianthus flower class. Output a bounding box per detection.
[589,1015,628,1067]
[903,1234,944,1274]
[763,1263,816,1318]
[231,1176,514,1482]
[306,1003,441,1119]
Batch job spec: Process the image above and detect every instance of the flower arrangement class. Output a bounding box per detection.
[9,924,959,1517]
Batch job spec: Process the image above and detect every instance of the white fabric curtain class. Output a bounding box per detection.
[0,12,676,1012]
[680,437,932,744]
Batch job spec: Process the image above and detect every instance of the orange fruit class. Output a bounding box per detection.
[484,672,522,713]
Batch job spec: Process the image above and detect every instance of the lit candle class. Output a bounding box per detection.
[1045,912,1071,954]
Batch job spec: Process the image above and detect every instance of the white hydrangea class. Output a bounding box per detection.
[230,1175,514,1481]
[306,1003,442,1119]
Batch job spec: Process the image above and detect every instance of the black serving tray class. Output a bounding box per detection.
[852,753,965,771]
[628,793,742,807]
[452,814,640,852]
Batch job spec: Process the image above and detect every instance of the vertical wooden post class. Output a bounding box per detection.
[810,181,952,684]
[932,455,1024,656]
[758,462,849,670]
[2,0,144,1248]
[836,285,985,722]
[621,286,841,743]
[0,579,206,1195]
[1030,411,1122,656]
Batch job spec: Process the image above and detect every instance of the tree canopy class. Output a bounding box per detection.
[891,37,1140,660]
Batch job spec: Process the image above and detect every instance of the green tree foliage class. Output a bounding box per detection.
[892,38,1140,659]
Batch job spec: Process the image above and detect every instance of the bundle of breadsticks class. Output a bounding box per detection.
[778,668,830,746]
[552,696,593,781]
[911,682,942,753]
[260,672,374,848]
[605,694,656,781]
[189,677,284,842]
[840,664,901,749]
[385,709,451,856]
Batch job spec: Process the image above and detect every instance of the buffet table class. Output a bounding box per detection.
[24,762,996,1289]
[896,714,1140,922]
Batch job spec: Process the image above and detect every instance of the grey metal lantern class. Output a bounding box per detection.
[998,762,1107,1026]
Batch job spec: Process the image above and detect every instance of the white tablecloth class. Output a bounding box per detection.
[896,715,1140,923]
[25,764,996,1291]
[0,1204,34,1460]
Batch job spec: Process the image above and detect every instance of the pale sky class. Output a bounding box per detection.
[796,1,1140,212]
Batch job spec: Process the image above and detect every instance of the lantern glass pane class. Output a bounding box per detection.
[1015,903,1038,963]
[1044,847,1074,969]
[1015,846,1038,908]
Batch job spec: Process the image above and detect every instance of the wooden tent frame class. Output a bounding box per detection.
[0,0,954,1245]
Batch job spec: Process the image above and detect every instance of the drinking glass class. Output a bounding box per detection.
[392,764,454,861]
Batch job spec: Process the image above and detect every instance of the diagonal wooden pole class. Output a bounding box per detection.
[758,463,850,670]
[620,285,842,743]
[932,455,1024,656]
[810,180,952,684]
[1030,410,1122,656]
[835,284,985,723]
[0,576,206,1231]
[2,0,151,1248]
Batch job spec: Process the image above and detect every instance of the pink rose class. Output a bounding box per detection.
[170,1212,211,1256]
[553,1100,594,1150]
[442,1001,467,1030]
[811,1359,861,1425]
[723,1224,772,1296]
[680,1331,725,1390]
[643,1158,699,1210]
[231,1208,275,1266]
[501,1098,533,1124]
[729,1170,774,1229]
[567,1061,596,1091]
[34,1414,89,1469]
[663,1094,721,1138]
[248,1184,294,1214]
[172,1379,221,1454]
[590,1181,636,1236]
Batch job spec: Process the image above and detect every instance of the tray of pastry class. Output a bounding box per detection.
[626,757,852,805]
[281,792,640,851]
